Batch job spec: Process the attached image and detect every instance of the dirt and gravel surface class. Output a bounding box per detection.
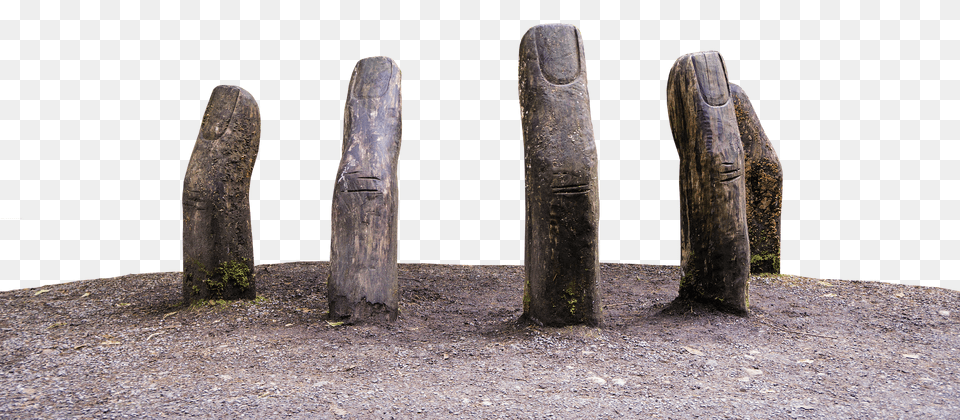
[1,261,958,419]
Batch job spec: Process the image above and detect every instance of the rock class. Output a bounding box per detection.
[612,378,627,386]
[666,51,749,314]
[730,83,782,275]
[328,56,402,323]
[519,23,601,327]
[682,346,705,356]
[705,359,719,367]
[743,367,763,376]
[939,310,951,317]
[587,375,607,385]
[330,404,348,416]
[182,85,260,302]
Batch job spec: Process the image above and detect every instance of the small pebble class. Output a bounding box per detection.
[589,376,606,385]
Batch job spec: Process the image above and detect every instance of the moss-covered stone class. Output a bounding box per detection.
[182,85,259,303]
[731,83,783,275]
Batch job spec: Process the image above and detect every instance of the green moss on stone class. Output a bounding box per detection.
[750,253,780,274]
[194,258,253,300]
[563,282,579,316]
[216,259,252,290]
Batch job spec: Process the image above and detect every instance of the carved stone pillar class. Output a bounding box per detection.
[183,85,260,302]
[730,83,783,275]
[328,56,402,323]
[519,24,601,326]
[666,51,750,314]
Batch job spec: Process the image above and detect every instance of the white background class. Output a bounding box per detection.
[2,0,957,291]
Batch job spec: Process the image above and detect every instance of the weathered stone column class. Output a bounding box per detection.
[730,83,783,274]
[328,56,402,323]
[666,51,749,314]
[519,24,601,326]
[182,85,260,302]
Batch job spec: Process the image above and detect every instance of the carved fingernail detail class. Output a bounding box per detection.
[353,56,393,99]
[536,24,581,85]
[200,85,240,140]
[692,51,730,106]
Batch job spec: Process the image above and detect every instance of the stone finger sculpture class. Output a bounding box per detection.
[182,85,260,302]
[328,56,402,323]
[730,83,783,275]
[666,51,749,314]
[518,24,601,326]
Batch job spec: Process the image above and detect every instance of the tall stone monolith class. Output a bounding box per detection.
[519,24,601,326]
[666,51,750,314]
[730,83,783,274]
[328,56,402,323]
[182,85,260,302]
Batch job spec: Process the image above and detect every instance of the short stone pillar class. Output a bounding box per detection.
[666,51,750,314]
[518,24,601,326]
[328,56,402,323]
[730,83,783,274]
[182,85,260,302]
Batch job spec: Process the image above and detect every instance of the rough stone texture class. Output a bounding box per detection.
[518,24,601,326]
[182,85,260,302]
[328,56,402,323]
[666,51,750,314]
[730,83,783,274]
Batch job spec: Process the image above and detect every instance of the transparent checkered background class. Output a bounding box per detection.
[2,0,957,292]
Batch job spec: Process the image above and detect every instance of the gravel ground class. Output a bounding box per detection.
[1,261,958,419]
